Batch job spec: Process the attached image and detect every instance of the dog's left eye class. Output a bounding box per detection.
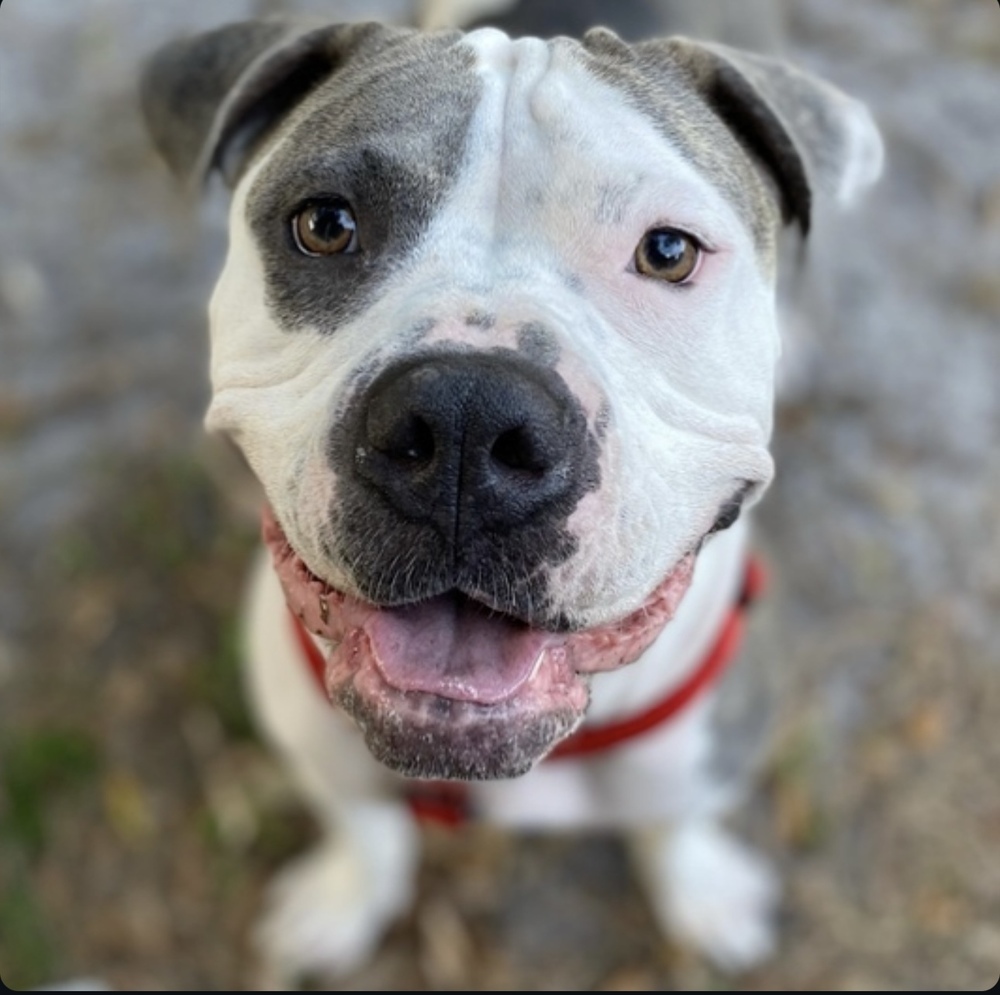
[634,228,702,284]
[292,199,360,256]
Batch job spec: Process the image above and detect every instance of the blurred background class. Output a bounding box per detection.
[1,0,998,989]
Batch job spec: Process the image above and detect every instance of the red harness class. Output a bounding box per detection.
[289,557,766,825]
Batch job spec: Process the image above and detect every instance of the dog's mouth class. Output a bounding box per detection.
[262,505,696,778]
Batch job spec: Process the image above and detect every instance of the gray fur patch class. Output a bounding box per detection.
[516,322,561,366]
[705,598,782,791]
[465,310,497,330]
[245,30,480,335]
[408,317,439,340]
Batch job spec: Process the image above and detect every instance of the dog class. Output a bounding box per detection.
[141,0,882,980]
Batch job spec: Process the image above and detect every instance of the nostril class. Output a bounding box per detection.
[490,426,549,476]
[370,413,436,464]
[348,354,591,533]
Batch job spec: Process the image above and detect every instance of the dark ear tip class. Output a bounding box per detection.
[582,25,632,58]
[139,33,219,185]
[666,40,815,234]
[138,20,293,187]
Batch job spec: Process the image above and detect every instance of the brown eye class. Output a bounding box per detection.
[292,199,359,256]
[634,228,701,284]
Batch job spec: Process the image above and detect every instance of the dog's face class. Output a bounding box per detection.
[144,22,881,779]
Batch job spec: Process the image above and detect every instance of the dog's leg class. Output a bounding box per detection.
[254,802,419,981]
[629,819,781,973]
[243,551,420,981]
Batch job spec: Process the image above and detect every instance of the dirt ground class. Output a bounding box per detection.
[1,0,998,990]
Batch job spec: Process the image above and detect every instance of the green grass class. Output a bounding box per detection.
[0,853,58,990]
[50,451,256,582]
[0,727,101,989]
[190,615,256,742]
[1,728,101,856]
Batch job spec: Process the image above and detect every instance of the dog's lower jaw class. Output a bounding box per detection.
[264,503,698,778]
[324,614,591,779]
[334,677,584,780]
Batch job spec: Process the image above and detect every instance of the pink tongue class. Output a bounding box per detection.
[364,595,552,705]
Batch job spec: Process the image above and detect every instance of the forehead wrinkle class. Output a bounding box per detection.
[456,32,561,245]
[446,39,603,271]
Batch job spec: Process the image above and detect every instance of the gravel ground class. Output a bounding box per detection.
[1,0,998,990]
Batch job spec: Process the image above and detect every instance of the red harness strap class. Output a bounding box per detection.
[289,557,767,823]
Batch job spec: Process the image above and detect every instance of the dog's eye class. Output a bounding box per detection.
[634,228,701,284]
[292,199,359,256]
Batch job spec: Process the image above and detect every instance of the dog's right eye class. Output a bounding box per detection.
[292,199,360,256]
[634,227,702,284]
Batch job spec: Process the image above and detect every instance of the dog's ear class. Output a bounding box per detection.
[629,35,884,235]
[140,20,405,189]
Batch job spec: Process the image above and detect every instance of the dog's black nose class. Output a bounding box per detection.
[354,353,589,537]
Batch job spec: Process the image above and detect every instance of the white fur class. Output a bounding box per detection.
[631,820,781,971]
[254,806,418,980]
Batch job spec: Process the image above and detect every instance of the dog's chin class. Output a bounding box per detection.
[262,505,697,780]
[324,594,592,779]
[335,677,583,780]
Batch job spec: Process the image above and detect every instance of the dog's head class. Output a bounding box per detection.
[142,21,881,779]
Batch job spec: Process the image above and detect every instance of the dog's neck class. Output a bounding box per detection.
[583,519,750,725]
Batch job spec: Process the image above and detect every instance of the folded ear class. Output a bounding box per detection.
[636,36,884,235]
[140,20,406,189]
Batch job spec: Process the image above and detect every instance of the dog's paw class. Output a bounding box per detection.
[632,820,781,973]
[254,806,418,982]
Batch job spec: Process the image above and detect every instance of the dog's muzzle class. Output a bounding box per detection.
[330,351,600,619]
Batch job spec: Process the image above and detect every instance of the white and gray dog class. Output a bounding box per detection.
[142,0,881,979]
